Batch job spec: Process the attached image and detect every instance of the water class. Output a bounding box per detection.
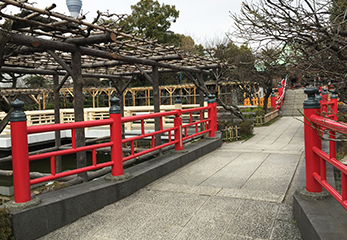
[0,152,111,187]
[0,139,161,188]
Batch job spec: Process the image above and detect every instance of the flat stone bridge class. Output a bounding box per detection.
[40,116,304,240]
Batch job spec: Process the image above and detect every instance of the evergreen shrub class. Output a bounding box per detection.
[0,208,12,240]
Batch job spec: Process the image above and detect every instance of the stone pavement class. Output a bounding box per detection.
[40,117,304,240]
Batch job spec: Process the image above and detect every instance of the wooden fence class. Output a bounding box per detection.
[222,125,240,141]
[254,109,279,125]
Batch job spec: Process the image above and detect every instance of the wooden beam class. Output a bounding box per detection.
[150,54,185,62]
[1,0,156,45]
[53,74,62,173]
[9,32,78,52]
[7,33,210,73]
[0,109,13,135]
[0,66,62,75]
[196,73,205,107]
[65,32,117,46]
[0,66,130,79]
[134,64,153,84]
[199,64,223,70]
[72,50,88,181]
[82,73,130,79]
[56,73,70,91]
[47,50,73,76]
[152,65,161,150]
[24,4,56,19]
[81,54,184,69]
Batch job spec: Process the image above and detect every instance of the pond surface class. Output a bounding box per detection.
[0,152,111,187]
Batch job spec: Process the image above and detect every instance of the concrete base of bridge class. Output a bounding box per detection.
[293,160,347,240]
[7,133,222,240]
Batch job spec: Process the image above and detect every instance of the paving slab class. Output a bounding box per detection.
[39,117,303,240]
[200,152,269,189]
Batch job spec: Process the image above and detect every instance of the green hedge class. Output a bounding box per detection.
[241,107,264,119]
[239,120,254,137]
[0,208,12,240]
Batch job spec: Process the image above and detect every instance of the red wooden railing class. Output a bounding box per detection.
[276,77,287,110]
[303,87,347,210]
[270,78,287,111]
[9,95,217,203]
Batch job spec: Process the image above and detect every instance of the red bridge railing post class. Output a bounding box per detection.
[330,89,338,120]
[271,91,276,111]
[322,88,328,114]
[322,88,328,102]
[329,90,338,159]
[10,99,31,203]
[315,90,323,114]
[304,87,323,193]
[174,110,183,151]
[208,95,216,137]
[278,83,283,100]
[109,97,123,176]
[174,96,183,151]
[212,95,218,132]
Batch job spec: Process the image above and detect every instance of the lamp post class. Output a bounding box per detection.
[66,0,82,18]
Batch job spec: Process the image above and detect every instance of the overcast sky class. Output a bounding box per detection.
[4,0,246,46]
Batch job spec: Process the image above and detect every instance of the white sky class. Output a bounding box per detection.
[3,0,245,46]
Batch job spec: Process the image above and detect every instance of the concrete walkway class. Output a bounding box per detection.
[40,117,304,240]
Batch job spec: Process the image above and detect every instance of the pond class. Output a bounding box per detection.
[0,152,111,187]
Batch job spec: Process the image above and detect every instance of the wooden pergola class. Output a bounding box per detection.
[0,81,244,110]
[0,0,222,177]
[0,0,221,109]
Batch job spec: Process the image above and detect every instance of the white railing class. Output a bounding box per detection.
[0,104,200,133]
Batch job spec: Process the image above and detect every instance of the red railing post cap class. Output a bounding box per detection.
[330,89,337,99]
[208,94,216,104]
[322,88,328,96]
[316,92,322,101]
[109,97,121,114]
[304,87,320,109]
[174,95,182,104]
[10,99,26,122]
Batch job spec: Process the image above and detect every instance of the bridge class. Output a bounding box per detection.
[2,87,347,240]
[38,115,304,240]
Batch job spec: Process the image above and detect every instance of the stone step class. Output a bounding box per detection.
[283,101,304,105]
[284,103,304,107]
[291,94,306,97]
[283,102,304,105]
[282,106,303,110]
[285,95,305,99]
[284,106,303,109]
[282,89,307,114]
[282,110,303,116]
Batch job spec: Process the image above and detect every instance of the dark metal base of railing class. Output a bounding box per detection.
[7,132,222,240]
[293,160,347,240]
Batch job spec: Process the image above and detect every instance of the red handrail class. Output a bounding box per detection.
[303,87,347,210]
[9,97,217,203]
[27,119,114,134]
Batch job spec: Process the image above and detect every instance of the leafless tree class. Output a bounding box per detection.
[256,46,287,111]
[231,0,347,103]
